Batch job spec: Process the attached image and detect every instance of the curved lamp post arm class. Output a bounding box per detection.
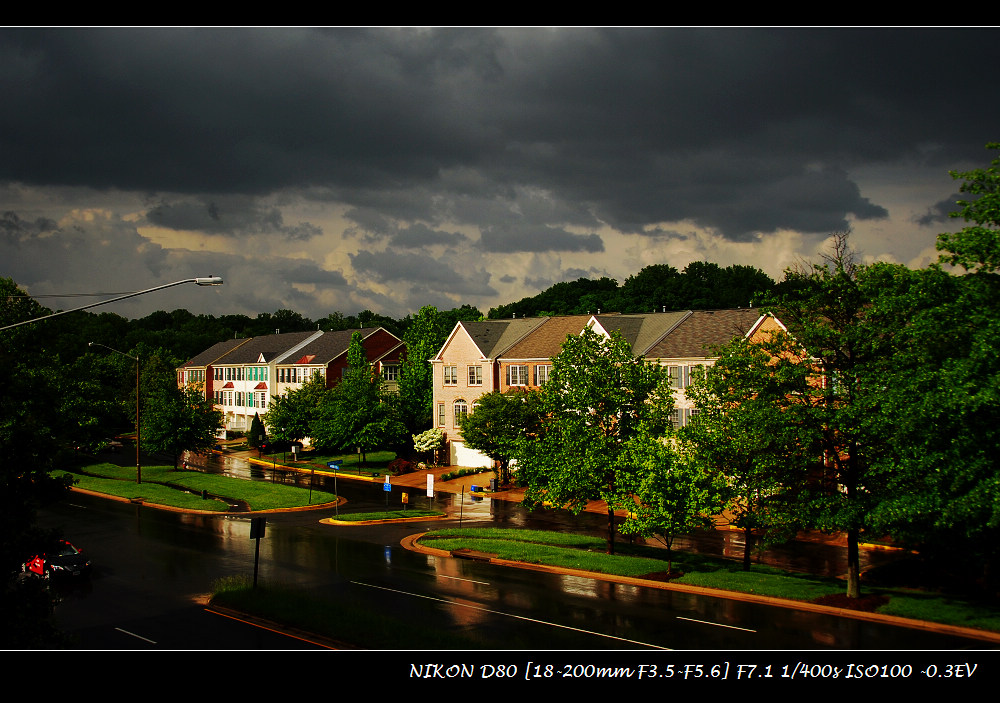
[1,276,223,331]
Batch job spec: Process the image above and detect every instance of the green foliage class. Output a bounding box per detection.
[398,306,449,439]
[142,384,223,469]
[264,372,327,445]
[518,327,669,554]
[621,430,722,574]
[459,389,544,484]
[682,331,810,570]
[311,332,407,461]
[937,142,1000,273]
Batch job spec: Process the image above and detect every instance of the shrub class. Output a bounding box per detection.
[388,458,414,476]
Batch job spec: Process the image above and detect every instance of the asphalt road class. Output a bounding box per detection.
[32,483,998,653]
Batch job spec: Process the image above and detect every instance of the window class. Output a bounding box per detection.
[454,399,469,426]
[438,403,446,426]
[382,364,399,381]
[534,364,551,386]
[507,365,528,386]
[444,366,458,385]
[468,365,482,386]
[667,365,688,389]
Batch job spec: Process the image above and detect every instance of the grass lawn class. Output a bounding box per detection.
[330,509,445,521]
[57,462,338,511]
[416,528,1000,633]
[255,449,396,475]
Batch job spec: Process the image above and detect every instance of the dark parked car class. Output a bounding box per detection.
[22,539,92,579]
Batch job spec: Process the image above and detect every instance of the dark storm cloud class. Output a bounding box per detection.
[350,248,497,298]
[1,26,999,247]
[917,194,963,227]
[1,210,57,244]
[479,223,604,253]
[144,196,322,241]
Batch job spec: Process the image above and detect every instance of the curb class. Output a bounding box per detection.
[399,532,1000,646]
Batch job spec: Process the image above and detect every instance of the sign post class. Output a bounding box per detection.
[327,460,343,515]
[426,473,435,511]
[384,474,391,507]
[250,516,266,588]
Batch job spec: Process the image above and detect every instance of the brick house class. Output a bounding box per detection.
[431,309,780,467]
[178,327,404,436]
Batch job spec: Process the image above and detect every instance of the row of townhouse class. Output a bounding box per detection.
[177,327,405,436]
[431,308,784,467]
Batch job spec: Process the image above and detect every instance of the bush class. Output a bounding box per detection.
[388,458,414,476]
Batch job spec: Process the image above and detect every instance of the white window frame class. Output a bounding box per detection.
[468,365,482,386]
[507,365,528,386]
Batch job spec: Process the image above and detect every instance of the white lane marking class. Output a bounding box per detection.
[351,580,670,649]
[115,627,157,644]
[676,616,756,632]
[438,575,491,585]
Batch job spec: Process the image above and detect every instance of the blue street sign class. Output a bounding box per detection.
[327,460,343,469]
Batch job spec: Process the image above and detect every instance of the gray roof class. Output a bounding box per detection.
[459,317,548,359]
[213,331,320,365]
[181,338,251,368]
[644,309,764,359]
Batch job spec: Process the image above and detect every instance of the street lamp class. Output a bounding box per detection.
[89,343,142,484]
[0,276,224,331]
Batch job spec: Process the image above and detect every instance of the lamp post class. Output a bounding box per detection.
[1,276,224,331]
[89,343,142,484]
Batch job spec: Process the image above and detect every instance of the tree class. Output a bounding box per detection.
[682,331,809,570]
[412,427,445,465]
[397,306,449,443]
[620,424,722,574]
[311,332,406,462]
[863,145,1000,588]
[248,413,267,451]
[936,142,1000,274]
[263,372,327,447]
[764,232,891,598]
[143,384,223,469]
[518,326,669,554]
[459,389,544,484]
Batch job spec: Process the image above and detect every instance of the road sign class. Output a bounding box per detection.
[327,459,343,469]
[426,473,434,497]
[383,475,391,491]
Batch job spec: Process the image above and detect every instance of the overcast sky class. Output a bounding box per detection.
[2,27,998,321]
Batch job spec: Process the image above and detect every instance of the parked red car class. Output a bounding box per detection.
[22,539,92,579]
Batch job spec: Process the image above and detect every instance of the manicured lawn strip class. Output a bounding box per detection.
[417,528,1000,632]
[425,527,608,549]
[61,472,231,511]
[59,462,338,511]
[332,509,444,521]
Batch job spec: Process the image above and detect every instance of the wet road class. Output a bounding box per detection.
[34,452,995,651]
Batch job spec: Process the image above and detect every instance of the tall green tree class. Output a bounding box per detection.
[143,384,223,469]
[764,232,891,598]
[263,372,328,447]
[518,327,669,554]
[459,389,544,484]
[865,144,1000,587]
[397,305,449,442]
[621,424,722,574]
[312,331,406,462]
[682,331,810,570]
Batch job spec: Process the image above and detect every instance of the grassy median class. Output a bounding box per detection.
[56,461,338,511]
